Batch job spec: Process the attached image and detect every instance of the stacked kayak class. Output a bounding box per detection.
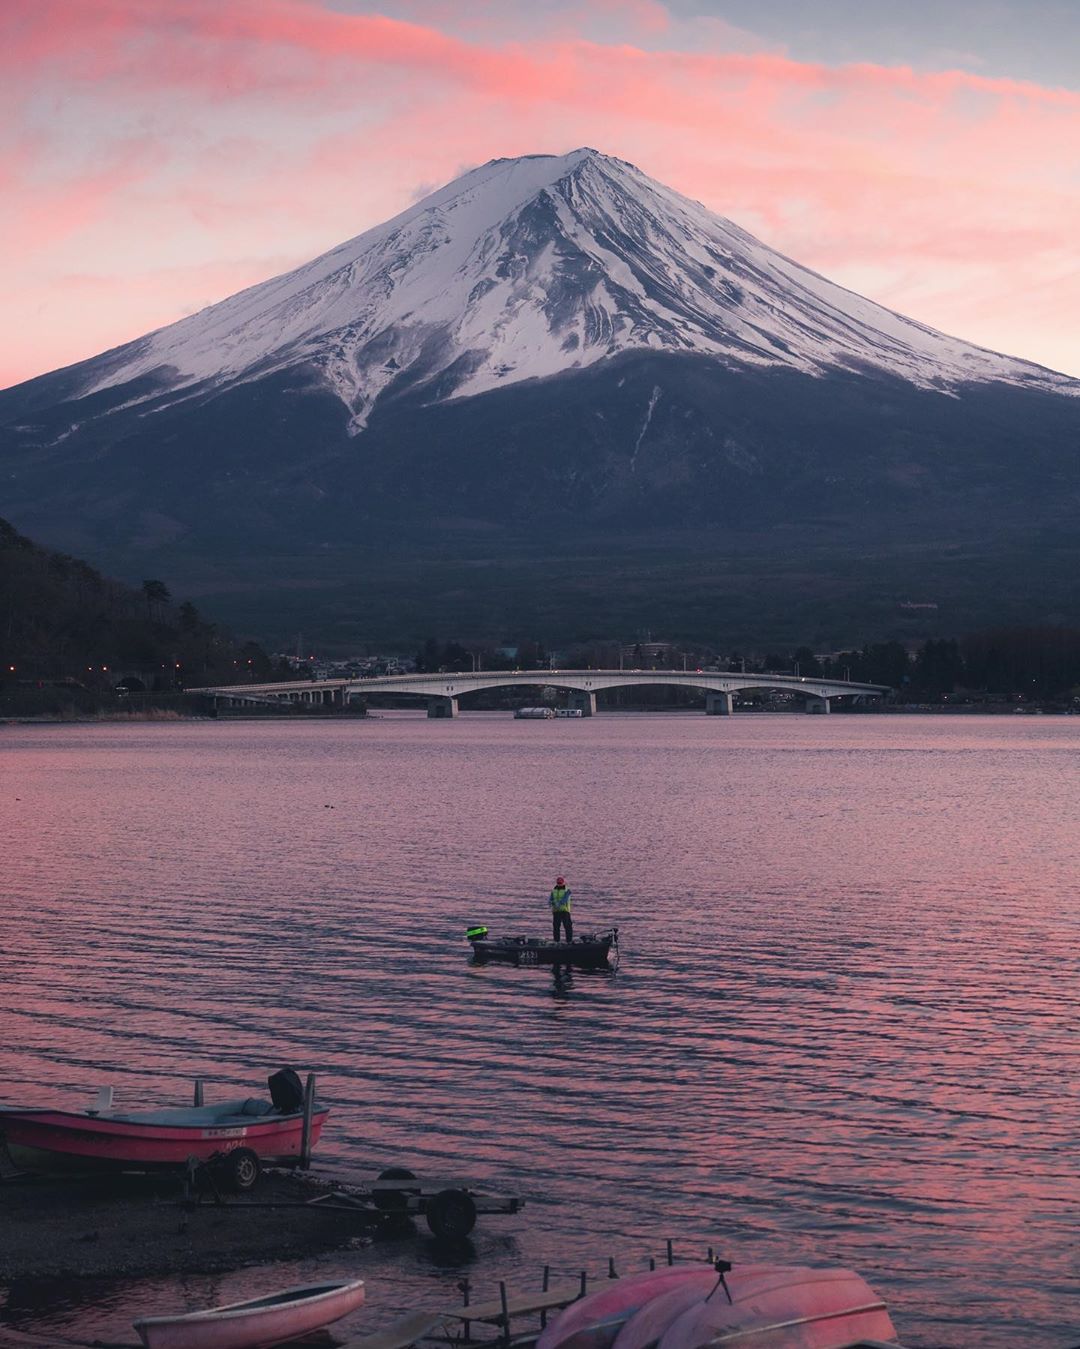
[536,1263,900,1349]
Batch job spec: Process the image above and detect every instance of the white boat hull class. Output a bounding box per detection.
[134,1278,365,1349]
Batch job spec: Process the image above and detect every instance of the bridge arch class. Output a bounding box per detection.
[191,669,890,717]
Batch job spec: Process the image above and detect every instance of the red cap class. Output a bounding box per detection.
[555,876,565,885]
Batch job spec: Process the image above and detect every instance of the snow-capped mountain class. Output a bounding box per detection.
[3,149,1080,646]
[56,148,1077,432]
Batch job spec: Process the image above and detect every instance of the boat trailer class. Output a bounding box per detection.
[183,1163,523,1241]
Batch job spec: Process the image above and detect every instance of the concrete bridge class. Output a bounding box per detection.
[189,669,890,717]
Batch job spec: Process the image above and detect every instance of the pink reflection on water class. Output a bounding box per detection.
[0,715,1077,1346]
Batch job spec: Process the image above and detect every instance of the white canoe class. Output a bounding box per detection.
[657,1265,897,1349]
[133,1278,365,1349]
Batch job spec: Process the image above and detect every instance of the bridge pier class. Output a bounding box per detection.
[706,691,734,715]
[805,696,831,713]
[568,690,596,717]
[427,696,459,718]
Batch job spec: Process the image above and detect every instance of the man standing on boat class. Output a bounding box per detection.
[550,876,573,943]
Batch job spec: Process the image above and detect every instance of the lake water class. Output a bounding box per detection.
[0,713,1077,1347]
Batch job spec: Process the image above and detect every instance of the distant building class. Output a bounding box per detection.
[620,641,677,667]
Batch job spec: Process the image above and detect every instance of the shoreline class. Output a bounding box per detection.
[0,1169,369,1282]
[2,704,1075,724]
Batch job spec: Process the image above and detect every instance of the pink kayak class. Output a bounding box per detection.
[612,1272,738,1349]
[133,1277,365,1349]
[657,1265,898,1349]
[538,1267,719,1349]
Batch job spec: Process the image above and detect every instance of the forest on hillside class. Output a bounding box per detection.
[0,517,289,713]
[5,513,1080,715]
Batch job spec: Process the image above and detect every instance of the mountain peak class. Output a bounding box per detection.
[25,149,1079,426]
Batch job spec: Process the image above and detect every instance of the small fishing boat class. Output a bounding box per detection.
[133,1277,365,1349]
[466,926,619,969]
[0,1069,327,1187]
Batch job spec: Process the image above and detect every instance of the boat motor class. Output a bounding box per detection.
[268,1067,304,1114]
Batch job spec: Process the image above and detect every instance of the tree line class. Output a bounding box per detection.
[0,517,289,695]
[6,512,1080,707]
[413,630,1080,703]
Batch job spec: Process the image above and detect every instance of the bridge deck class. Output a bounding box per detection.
[189,668,890,703]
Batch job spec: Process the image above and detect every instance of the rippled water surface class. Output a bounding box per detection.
[1,713,1077,1347]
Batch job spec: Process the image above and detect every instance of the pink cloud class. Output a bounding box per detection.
[2,0,1079,388]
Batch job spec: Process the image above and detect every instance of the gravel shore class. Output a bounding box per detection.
[0,1168,369,1282]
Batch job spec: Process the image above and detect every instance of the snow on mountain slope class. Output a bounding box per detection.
[79,148,1077,430]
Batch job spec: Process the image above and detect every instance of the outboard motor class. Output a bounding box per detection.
[465,926,489,944]
[268,1067,304,1114]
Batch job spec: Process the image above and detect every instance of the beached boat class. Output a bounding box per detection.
[539,1264,899,1349]
[613,1272,740,1349]
[466,926,619,969]
[538,1267,718,1349]
[0,1069,327,1187]
[133,1277,365,1349]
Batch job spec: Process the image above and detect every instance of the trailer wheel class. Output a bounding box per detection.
[374,1166,418,1211]
[426,1187,477,1240]
[224,1148,260,1192]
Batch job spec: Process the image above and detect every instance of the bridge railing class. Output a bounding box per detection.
[189,668,890,698]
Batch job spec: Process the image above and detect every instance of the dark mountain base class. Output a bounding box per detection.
[43,526,1073,653]
[3,354,1079,648]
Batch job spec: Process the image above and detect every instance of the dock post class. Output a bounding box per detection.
[579,1271,587,1297]
[541,1267,550,1328]
[707,1246,714,1264]
[649,1257,656,1271]
[667,1240,674,1266]
[608,1256,617,1279]
[300,1072,315,1169]
[193,1079,204,1106]
[499,1282,510,1346]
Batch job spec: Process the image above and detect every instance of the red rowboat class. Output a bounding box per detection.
[133,1277,365,1349]
[0,1070,327,1184]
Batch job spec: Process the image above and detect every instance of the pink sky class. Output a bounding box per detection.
[3,0,1079,389]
